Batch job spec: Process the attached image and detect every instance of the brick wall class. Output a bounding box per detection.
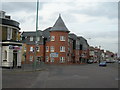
[45,31,69,64]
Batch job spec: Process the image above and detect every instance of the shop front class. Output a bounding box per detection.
[2,42,22,68]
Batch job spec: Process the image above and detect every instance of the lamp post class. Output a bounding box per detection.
[33,0,39,70]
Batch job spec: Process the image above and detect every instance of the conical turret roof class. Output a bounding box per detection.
[50,14,70,32]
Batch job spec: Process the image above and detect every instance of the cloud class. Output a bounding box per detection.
[69,2,118,19]
[2,2,45,13]
[1,1,118,53]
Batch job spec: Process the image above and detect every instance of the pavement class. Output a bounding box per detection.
[2,62,119,88]
[2,62,47,72]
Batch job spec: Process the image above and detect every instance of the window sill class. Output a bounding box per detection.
[60,51,65,52]
[51,51,54,52]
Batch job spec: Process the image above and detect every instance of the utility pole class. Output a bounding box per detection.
[33,0,39,70]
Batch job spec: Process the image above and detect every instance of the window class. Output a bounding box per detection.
[68,57,70,62]
[36,46,40,52]
[60,46,65,52]
[30,47,33,52]
[46,56,49,62]
[80,44,83,50]
[46,46,49,52]
[7,27,12,40]
[24,47,26,52]
[5,50,7,60]
[68,39,70,42]
[29,56,33,61]
[16,32,18,41]
[50,58,54,62]
[90,51,94,56]
[60,36,65,41]
[60,57,65,63]
[68,48,70,52]
[50,46,54,52]
[51,36,55,41]
[76,40,79,45]
[37,37,40,41]
[30,36,33,41]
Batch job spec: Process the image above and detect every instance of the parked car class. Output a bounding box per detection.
[106,59,114,63]
[99,62,107,67]
[118,61,120,64]
[87,60,94,64]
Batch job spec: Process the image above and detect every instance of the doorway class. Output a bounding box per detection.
[13,50,17,68]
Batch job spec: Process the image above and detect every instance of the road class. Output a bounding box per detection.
[2,63,119,88]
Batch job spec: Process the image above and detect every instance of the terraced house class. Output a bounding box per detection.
[21,14,89,64]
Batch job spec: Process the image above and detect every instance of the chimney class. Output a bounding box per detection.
[0,11,6,18]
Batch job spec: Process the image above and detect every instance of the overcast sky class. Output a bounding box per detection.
[1,0,118,53]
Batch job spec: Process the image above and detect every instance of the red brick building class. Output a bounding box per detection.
[45,15,70,64]
[21,15,89,64]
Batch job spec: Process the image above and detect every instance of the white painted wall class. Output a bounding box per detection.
[17,49,22,66]
[2,46,13,67]
[2,45,22,67]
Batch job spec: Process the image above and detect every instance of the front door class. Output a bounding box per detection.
[13,50,17,68]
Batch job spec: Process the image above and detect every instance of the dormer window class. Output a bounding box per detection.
[37,37,40,41]
[30,36,33,41]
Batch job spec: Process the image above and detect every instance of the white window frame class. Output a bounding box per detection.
[60,36,65,41]
[30,47,33,52]
[29,56,33,61]
[36,46,40,52]
[60,46,65,52]
[51,36,55,41]
[46,46,49,52]
[7,27,12,40]
[46,56,49,62]
[24,47,26,52]
[37,37,40,41]
[50,58,54,62]
[30,36,33,41]
[60,57,65,63]
[50,46,54,52]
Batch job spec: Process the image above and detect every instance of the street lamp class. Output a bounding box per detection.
[33,0,39,70]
